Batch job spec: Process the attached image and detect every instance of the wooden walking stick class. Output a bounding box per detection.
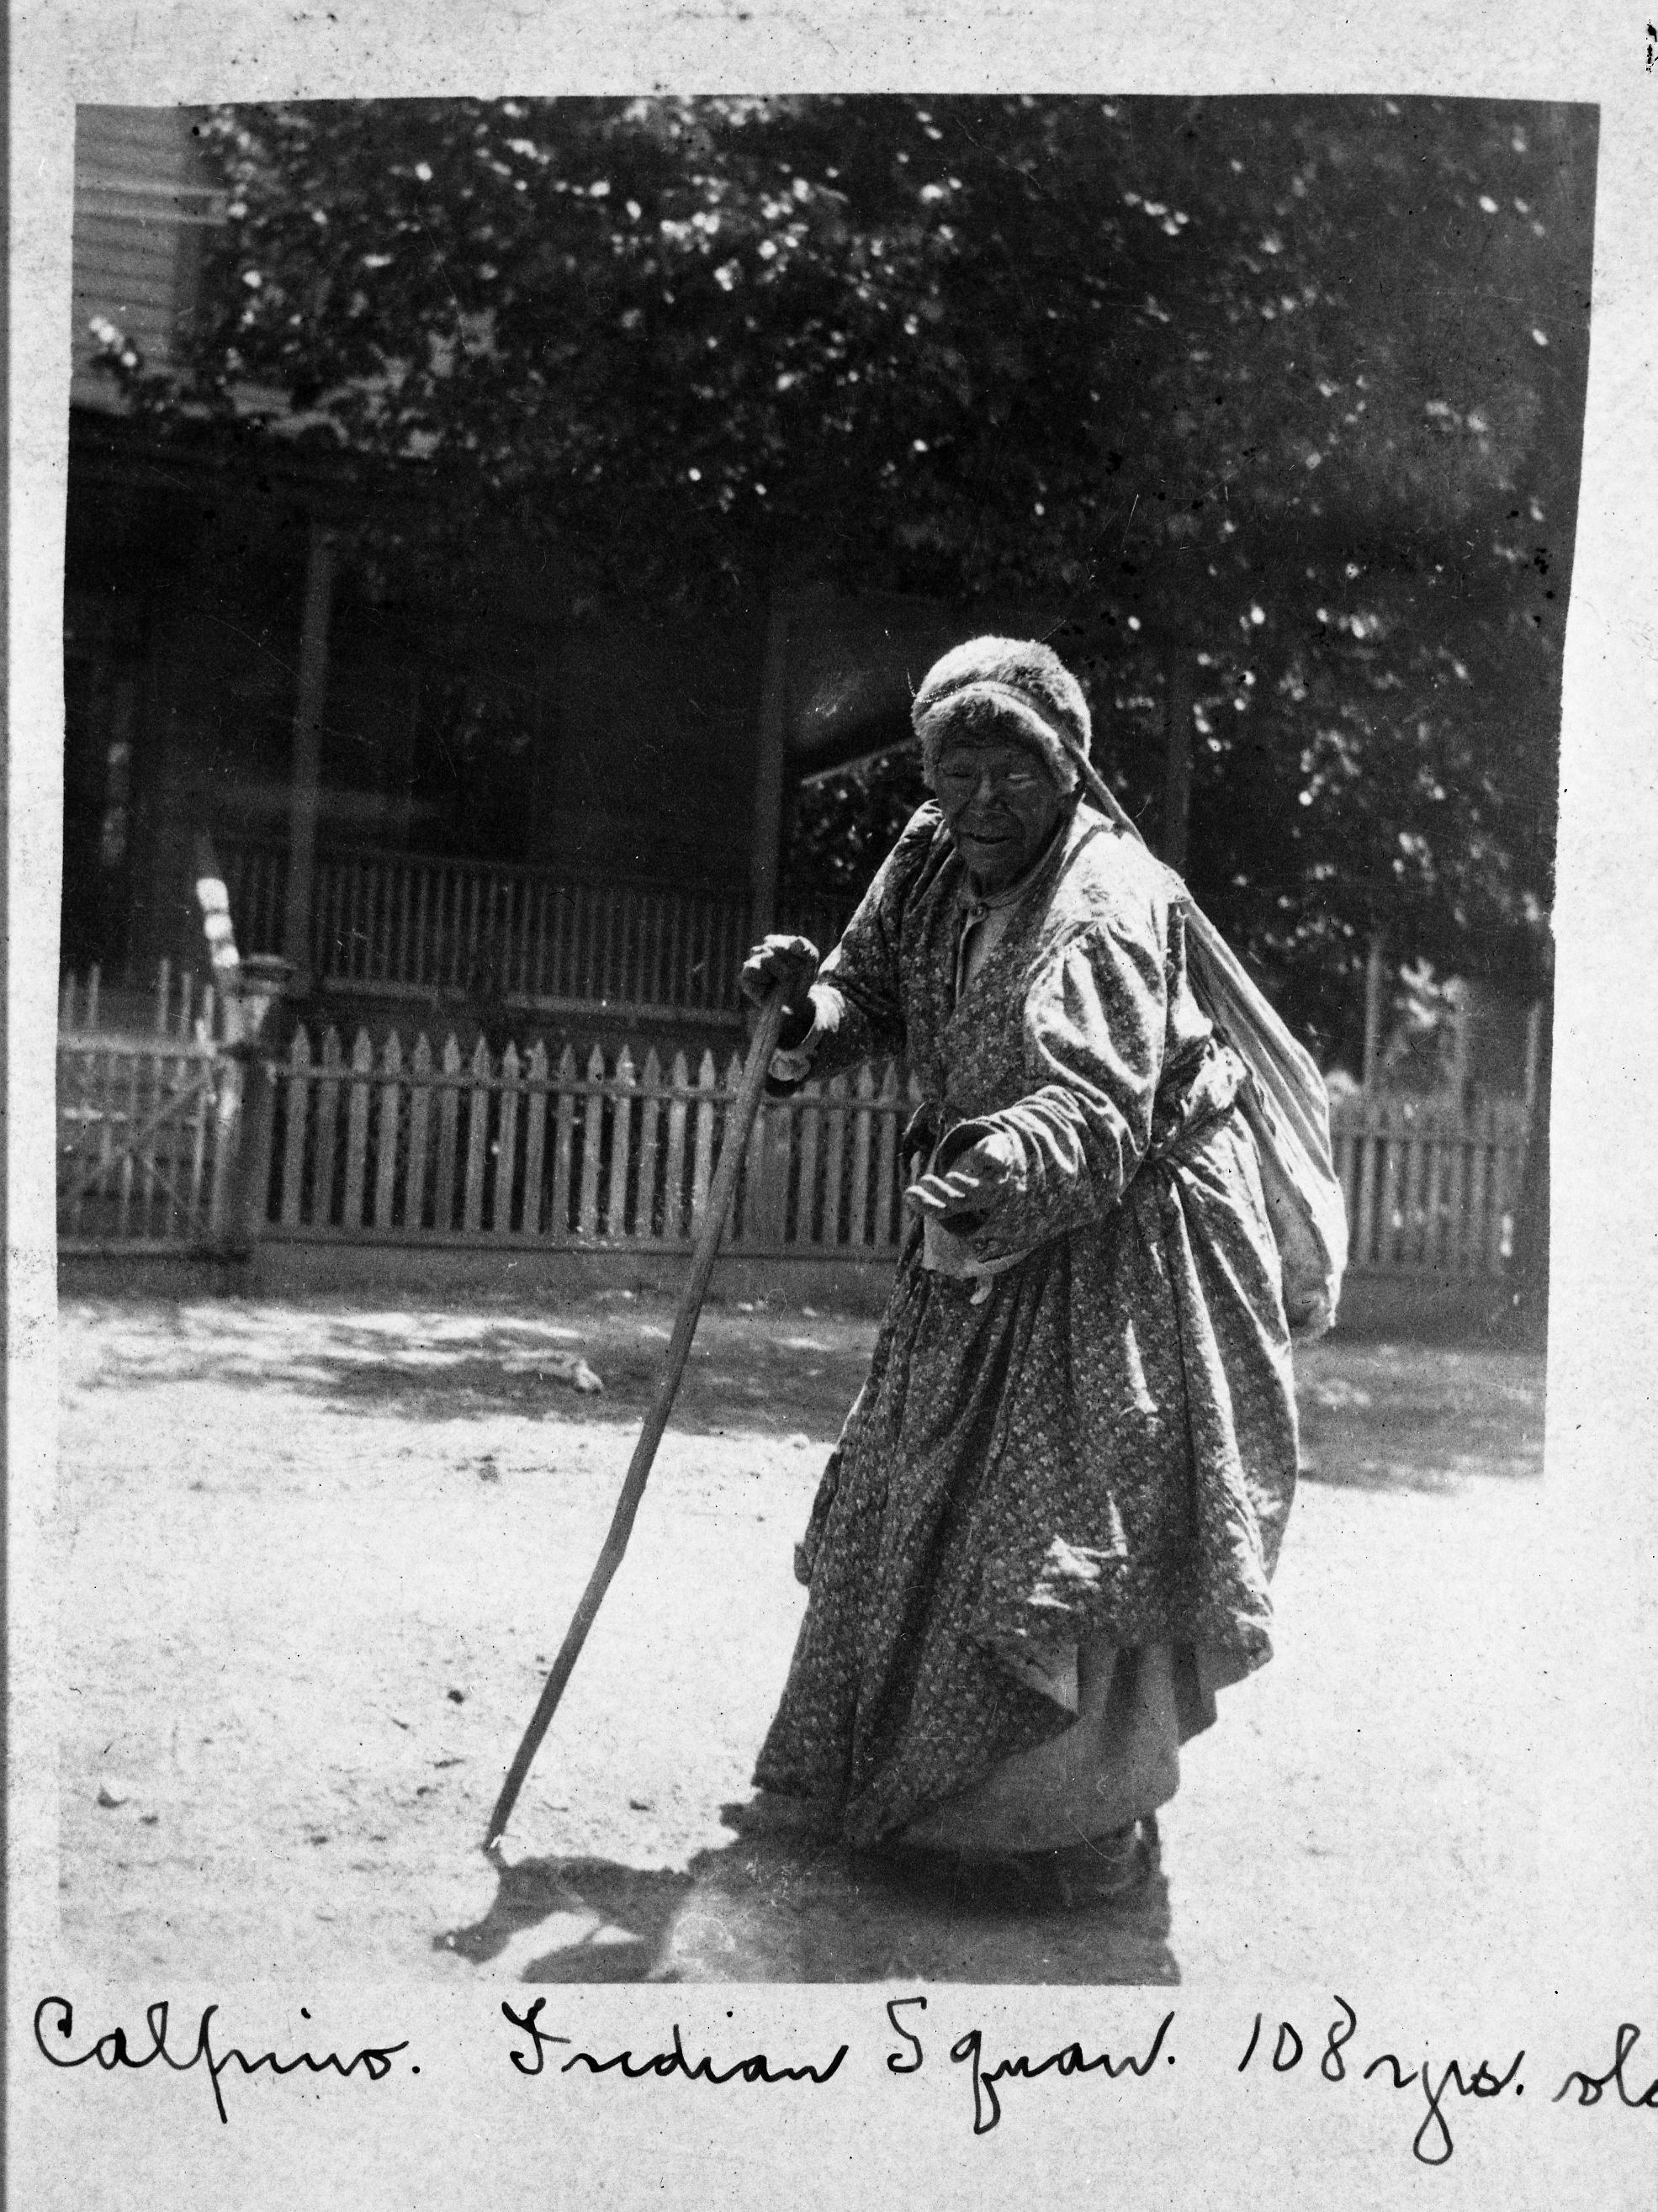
[483,981,789,1853]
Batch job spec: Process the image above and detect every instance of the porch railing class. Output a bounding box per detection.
[220,839,852,1023]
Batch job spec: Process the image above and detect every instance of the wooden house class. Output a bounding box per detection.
[63,106,1027,1050]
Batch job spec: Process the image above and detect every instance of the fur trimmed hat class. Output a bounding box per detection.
[912,636,1092,793]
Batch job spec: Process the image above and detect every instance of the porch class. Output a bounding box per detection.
[219,837,853,1031]
[63,422,909,1036]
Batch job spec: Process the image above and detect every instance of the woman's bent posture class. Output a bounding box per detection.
[743,637,1300,1899]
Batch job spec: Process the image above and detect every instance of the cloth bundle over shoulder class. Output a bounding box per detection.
[1070,759,1348,1340]
[1179,899,1348,1339]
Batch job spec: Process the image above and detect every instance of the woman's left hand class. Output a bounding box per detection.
[905,1131,1019,1225]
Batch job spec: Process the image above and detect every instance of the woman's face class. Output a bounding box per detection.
[934,735,1066,891]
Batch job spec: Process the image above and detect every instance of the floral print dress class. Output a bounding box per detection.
[752,800,1300,1855]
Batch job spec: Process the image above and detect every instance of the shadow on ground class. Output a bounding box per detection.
[1295,1341,1545,1493]
[61,1297,876,1440]
[436,1802,1177,1985]
[63,1299,1549,1495]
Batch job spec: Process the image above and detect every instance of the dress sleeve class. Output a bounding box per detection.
[771,808,939,1087]
[951,905,1170,1259]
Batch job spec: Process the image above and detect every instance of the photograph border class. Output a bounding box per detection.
[8,7,1658,2208]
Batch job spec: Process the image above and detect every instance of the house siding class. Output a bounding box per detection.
[71,106,221,409]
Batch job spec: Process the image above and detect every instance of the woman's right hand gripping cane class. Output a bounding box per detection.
[739,934,819,1014]
[740,934,822,1080]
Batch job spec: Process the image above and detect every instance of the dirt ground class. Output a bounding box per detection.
[55,1286,1546,1986]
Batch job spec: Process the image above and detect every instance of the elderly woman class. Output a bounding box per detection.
[741,636,1300,1902]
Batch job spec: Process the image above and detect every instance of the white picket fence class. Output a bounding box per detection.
[254,1023,1532,1273]
[56,965,1534,1273]
[263,1029,921,1255]
[1331,1092,1531,1275]
[56,962,241,1249]
[58,1031,232,1247]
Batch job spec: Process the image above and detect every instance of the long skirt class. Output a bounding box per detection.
[752,1119,1300,1854]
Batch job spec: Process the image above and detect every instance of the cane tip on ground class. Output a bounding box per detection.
[427,1850,517,1935]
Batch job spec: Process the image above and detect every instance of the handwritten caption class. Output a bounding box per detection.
[34,1992,1658,2162]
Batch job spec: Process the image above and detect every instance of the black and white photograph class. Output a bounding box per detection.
[8,8,1658,2209]
[50,86,1589,1982]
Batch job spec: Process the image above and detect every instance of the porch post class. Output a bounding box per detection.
[282,522,338,987]
[749,591,792,942]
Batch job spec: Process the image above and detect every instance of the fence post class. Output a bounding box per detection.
[211,955,294,1260]
[744,1097,794,1250]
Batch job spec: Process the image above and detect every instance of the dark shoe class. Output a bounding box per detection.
[886,1818,1156,1914]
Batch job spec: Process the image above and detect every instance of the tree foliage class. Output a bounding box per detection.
[111,94,1595,1061]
